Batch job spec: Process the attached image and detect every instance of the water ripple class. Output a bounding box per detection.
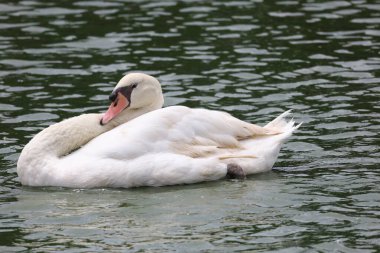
[0,0,379,252]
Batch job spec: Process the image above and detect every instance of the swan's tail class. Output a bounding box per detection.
[264,110,302,140]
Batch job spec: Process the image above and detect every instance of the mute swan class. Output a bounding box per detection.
[17,73,300,188]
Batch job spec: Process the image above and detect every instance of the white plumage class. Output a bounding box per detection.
[17,73,300,188]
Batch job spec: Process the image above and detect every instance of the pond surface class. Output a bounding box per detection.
[1,0,379,252]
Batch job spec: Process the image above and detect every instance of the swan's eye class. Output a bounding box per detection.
[131,83,138,89]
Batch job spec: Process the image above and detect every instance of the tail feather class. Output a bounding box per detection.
[264,110,301,137]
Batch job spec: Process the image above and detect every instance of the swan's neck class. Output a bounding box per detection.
[17,113,115,185]
[20,99,164,159]
[28,114,113,157]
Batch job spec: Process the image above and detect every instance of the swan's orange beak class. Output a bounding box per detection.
[100,93,129,125]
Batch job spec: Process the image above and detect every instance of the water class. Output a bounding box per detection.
[1,0,379,251]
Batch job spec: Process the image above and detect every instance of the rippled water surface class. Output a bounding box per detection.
[1,0,379,252]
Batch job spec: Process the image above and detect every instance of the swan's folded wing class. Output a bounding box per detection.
[165,107,276,158]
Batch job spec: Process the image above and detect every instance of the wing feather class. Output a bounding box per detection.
[166,107,278,158]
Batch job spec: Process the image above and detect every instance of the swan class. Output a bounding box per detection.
[17,73,300,188]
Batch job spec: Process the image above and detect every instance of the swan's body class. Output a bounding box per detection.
[17,73,300,188]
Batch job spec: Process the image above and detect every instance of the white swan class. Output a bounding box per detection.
[17,73,300,188]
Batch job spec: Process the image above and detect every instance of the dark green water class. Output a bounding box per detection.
[1,0,379,252]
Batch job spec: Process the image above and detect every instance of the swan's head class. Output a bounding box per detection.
[100,73,164,125]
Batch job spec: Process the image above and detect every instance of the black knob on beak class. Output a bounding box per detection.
[109,92,117,102]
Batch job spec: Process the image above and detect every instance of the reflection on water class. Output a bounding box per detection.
[0,0,379,252]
